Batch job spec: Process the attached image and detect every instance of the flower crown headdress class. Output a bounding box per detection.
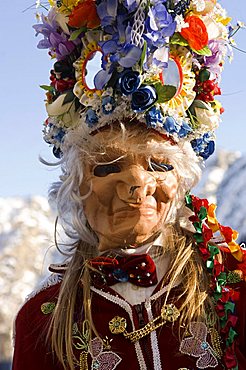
[34,0,238,159]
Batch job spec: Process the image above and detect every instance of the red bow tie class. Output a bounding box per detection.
[89,254,158,287]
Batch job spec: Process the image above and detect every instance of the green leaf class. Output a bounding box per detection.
[155,83,176,103]
[62,91,75,106]
[191,45,212,56]
[40,85,55,92]
[170,33,189,46]
[69,27,87,41]
[191,100,210,111]
[140,40,147,70]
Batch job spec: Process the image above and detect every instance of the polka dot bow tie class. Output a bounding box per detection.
[89,254,158,287]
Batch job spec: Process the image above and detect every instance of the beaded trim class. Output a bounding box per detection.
[145,301,162,370]
[91,287,148,370]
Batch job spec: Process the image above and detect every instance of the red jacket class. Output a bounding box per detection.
[12,272,246,370]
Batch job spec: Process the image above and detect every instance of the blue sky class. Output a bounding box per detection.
[0,0,246,197]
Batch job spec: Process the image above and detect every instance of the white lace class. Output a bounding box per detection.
[131,0,148,48]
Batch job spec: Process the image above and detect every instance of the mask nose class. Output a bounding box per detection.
[116,166,157,203]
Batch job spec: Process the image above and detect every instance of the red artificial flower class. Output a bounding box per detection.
[68,0,101,29]
[224,344,238,369]
[50,75,76,92]
[180,15,208,51]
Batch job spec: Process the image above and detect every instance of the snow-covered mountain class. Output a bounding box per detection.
[0,150,245,363]
[0,197,56,362]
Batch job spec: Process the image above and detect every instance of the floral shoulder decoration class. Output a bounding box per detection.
[72,320,122,370]
[185,194,246,370]
[33,0,243,159]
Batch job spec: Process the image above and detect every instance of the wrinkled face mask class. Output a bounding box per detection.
[80,130,179,251]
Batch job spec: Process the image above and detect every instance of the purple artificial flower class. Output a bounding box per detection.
[33,9,80,60]
[145,0,176,48]
[203,40,227,77]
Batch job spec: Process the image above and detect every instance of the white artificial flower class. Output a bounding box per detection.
[191,0,206,12]
[175,15,189,33]
[194,103,221,131]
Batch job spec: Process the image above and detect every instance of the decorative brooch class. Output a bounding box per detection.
[109,303,180,343]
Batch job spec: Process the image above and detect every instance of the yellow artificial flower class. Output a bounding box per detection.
[217,16,232,26]
[50,0,81,14]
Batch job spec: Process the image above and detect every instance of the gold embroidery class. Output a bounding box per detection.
[227,270,243,284]
[206,313,223,359]
[40,302,56,314]
[109,303,180,343]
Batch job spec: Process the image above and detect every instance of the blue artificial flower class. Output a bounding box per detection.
[145,106,163,128]
[97,0,118,27]
[53,146,63,159]
[54,128,66,143]
[132,86,157,112]
[95,18,142,90]
[145,0,176,48]
[191,133,215,160]
[163,117,191,138]
[102,96,116,114]
[119,70,141,95]
[85,108,99,127]
[122,0,138,13]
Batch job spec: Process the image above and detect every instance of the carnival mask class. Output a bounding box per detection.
[80,129,179,251]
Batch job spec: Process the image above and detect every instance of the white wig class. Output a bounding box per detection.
[49,122,202,250]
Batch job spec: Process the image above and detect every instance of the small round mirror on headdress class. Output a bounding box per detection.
[82,50,103,91]
[161,58,183,97]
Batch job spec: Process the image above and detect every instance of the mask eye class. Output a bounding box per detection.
[93,163,121,177]
[148,160,174,172]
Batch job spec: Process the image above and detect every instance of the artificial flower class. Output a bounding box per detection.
[99,20,142,70]
[145,1,176,48]
[97,0,118,27]
[86,108,99,127]
[145,107,163,128]
[131,86,157,112]
[204,39,227,77]
[119,70,141,95]
[53,0,80,14]
[180,15,208,51]
[68,0,101,29]
[33,9,79,60]
[163,116,192,138]
[102,96,116,114]
[191,133,215,159]
[194,101,220,130]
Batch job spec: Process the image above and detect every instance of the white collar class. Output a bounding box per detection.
[100,234,164,257]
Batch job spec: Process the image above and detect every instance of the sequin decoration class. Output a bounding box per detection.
[40,301,56,314]
[89,337,122,370]
[179,322,218,369]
